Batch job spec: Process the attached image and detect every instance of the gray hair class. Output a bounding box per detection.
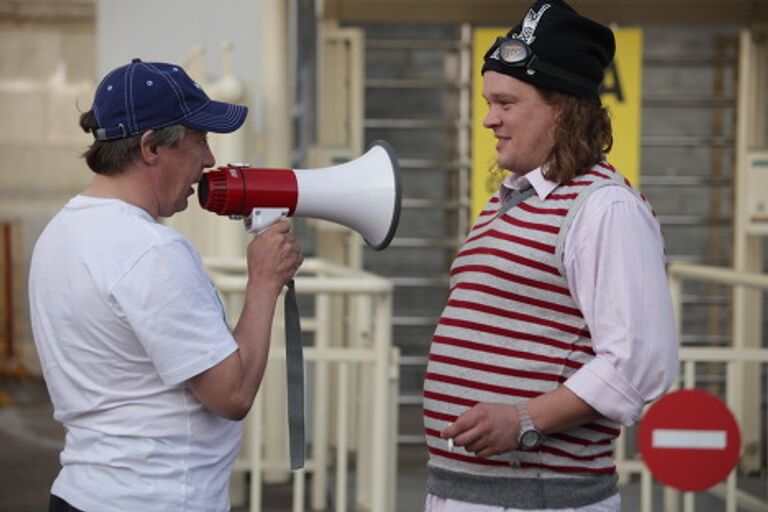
[79,110,186,175]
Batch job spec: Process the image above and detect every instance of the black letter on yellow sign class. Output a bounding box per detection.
[599,61,624,103]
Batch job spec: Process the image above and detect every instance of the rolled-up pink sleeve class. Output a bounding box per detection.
[562,186,678,426]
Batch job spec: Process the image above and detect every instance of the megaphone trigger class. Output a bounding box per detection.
[244,207,290,234]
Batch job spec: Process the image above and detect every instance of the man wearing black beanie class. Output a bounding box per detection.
[422,1,678,510]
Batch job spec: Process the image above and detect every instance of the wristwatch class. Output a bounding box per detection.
[514,401,544,450]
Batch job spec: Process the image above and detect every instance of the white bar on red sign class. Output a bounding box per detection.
[652,429,727,449]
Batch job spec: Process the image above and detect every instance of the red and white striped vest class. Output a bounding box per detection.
[424,162,655,483]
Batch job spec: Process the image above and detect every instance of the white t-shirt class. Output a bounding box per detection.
[29,195,241,512]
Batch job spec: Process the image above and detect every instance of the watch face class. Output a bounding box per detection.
[520,429,543,449]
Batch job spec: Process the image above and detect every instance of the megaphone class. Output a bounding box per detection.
[198,140,402,250]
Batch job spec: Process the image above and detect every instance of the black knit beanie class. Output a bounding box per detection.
[481,0,615,101]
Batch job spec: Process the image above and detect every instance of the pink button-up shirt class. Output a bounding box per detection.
[425,168,678,512]
[511,168,678,426]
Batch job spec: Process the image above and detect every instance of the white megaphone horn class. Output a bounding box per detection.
[198,140,402,250]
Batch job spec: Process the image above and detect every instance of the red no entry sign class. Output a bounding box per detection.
[638,389,741,492]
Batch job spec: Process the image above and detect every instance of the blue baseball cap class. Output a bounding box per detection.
[91,58,248,140]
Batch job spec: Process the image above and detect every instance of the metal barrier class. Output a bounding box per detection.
[206,257,399,512]
[614,262,768,512]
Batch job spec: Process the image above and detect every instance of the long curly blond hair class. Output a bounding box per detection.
[539,91,613,184]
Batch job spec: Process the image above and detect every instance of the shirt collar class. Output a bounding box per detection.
[501,166,559,200]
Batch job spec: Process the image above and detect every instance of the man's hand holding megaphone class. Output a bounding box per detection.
[246,219,303,294]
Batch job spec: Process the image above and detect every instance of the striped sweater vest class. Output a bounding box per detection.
[423,162,656,506]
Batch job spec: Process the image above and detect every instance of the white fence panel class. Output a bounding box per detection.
[208,257,399,512]
[614,263,768,512]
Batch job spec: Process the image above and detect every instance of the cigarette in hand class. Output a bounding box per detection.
[447,438,454,453]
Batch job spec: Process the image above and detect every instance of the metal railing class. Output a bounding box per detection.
[207,258,400,512]
[614,262,768,512]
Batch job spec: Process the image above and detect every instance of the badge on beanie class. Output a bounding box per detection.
[513,3,551,44]
[481,0,615,100]
[489,2,551,61]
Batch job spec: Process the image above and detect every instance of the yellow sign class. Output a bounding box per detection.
[471,28,643,220]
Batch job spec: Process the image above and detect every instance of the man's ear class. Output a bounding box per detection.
[139,130,160,164]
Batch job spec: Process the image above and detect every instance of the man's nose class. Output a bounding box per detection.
[483,107,499,129]
[204,148,215,168]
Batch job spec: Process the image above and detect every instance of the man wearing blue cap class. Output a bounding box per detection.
[422,1,677,510]
[29,58,303,511]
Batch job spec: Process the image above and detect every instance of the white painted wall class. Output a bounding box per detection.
[0,23,97,374]
[97,0,264,135]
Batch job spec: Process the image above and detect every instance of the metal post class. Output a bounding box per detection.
[640,467,652,512]
[292,469,305,512]
[725,361,740,512]
[371,293,392,512]
[387,347,401,512]
[733,29,766,472]
[335,362,350,512]
[249,392,265,512]
[311,293,331,510]
[354,294,374,508]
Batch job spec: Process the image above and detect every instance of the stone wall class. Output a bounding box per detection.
[0,9,96,373]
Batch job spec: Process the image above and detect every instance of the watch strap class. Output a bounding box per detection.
[515,401,534,432]
[514,401,543,449]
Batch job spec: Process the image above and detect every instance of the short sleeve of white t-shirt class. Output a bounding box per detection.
[110,238,237,386]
